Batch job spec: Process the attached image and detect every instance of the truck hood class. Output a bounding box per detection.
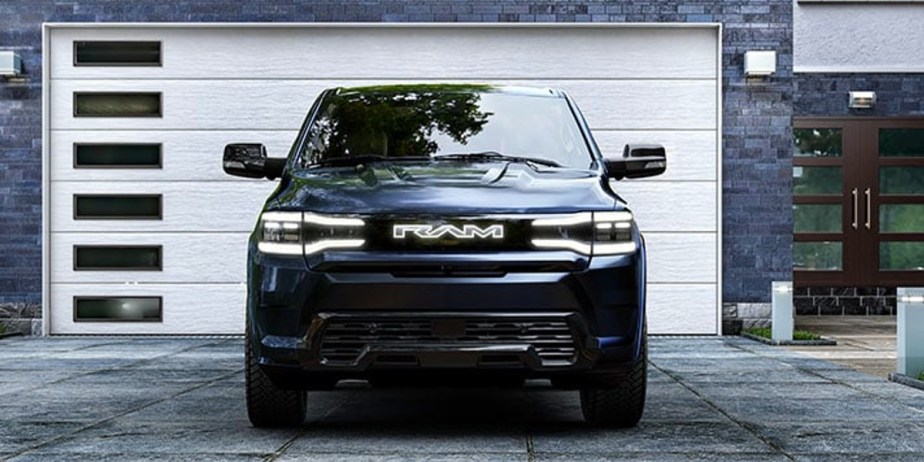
[269,161,621,214]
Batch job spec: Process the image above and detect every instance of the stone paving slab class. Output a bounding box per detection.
[277,455,524,462]
[0,335,922,461]
[534,452,790,461]
[530,421,771,454]
[24,421,299,457]
[753,421,924,454]
[791,316,897,379]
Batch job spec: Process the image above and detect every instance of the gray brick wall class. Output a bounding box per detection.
[0,0,793,334]
[795,73,924,117]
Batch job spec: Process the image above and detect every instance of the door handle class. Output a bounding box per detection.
[865,187,871,230]
[851,188,858,229]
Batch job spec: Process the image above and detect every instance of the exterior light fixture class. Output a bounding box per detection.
[0,51,23,79]
[773,282,793,294]
[896,288,924,378]
[744,50,776,78]
[899,295,924,304]
[848,91,876,109]
[771,281,793,342]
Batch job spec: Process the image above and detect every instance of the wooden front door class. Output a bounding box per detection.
[794,118,924,287]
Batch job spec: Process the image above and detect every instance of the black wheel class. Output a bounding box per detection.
[579,337,647,428]
[245,336,306,428]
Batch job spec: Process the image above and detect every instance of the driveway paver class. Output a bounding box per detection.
[0,335,922,461]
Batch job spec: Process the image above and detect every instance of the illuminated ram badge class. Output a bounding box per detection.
[393,224,504,240]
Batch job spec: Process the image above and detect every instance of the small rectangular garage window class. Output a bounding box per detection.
[73,194,162,220]
[74,144,162,168]
[74,245,162,271]
[74,41,161,66]
[74,296,162,322]
[74,92,162,117]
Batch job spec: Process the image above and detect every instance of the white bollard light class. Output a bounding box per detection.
[897,288,924,377]
[772,281,794,342]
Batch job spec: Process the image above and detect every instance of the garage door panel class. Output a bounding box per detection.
[647,283,717,334]
[594,130,718,182]
[645,233,717,283]
[545,80,717,130]
[47,25,720,335]
[49,283,244,334]
[50,130,297,181]
[614,182,717,232]
[51,79,716,131]
[51,182,273,232]
[51,80,318,131]
[52,128,715,183]
[51,26,717,80]
[50,233,249,283]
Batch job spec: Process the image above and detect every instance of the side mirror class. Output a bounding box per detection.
[222,144,286,180]
[605,144,667,180]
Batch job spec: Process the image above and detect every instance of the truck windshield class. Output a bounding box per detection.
[293,86,594,170]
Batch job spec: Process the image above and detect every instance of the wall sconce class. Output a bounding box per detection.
[0,51,23,80]
[848,91,876,109]
[744,50,776,78]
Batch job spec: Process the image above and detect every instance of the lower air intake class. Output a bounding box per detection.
[318,316,577,366]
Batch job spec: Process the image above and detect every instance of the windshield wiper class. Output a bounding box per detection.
[432,151,562,168]
[310,155,430,168]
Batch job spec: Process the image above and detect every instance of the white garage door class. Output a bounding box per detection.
[44,24,721,335]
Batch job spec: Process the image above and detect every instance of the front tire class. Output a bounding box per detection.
[579,337,647,428]
[245,336,306,428]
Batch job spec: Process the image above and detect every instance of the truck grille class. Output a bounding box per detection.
[318,316,577,366]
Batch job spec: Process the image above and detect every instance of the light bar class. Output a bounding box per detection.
[594,211,633,222]
[531,239,592,255]
[261,211,302,222]
[257,242,303,255]
[532,212,593,227]
[593,242,637,255]
[304,239,365,255]
[303,212,364,227]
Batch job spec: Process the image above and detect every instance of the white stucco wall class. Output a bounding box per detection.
[794,0,924,72]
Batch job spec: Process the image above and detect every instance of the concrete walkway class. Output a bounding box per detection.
[792,316,897,378]
[1,335,923,461]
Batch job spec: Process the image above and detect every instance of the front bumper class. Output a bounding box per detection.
[248,246,646,382]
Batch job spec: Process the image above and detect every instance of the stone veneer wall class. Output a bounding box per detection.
[795,287,897,316]
[795,73,924,118]
[0,0,793,334]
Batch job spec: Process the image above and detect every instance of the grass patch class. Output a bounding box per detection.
[918,372,924,382]
[0,323,5,335]
[743,327,822,341]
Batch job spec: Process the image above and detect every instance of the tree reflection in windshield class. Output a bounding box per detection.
[296,84,594,169]
[300,84,494,166]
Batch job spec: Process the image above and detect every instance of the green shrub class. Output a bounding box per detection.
[743,327,821,341]
[918,372,924,382]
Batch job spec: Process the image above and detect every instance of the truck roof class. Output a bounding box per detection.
[334,83,563,98]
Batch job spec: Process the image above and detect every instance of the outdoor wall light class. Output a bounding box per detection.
[899,295,924,304]
[0,50,23,79]
[848,91,877,109]
[744,50,776,78]
[773,282,793,294]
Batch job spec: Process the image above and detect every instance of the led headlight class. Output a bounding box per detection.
[257,211,365,255]
[258,212,303,255]
[531,211,636,256]
[302,212,365,255]
[592,211,636,255]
